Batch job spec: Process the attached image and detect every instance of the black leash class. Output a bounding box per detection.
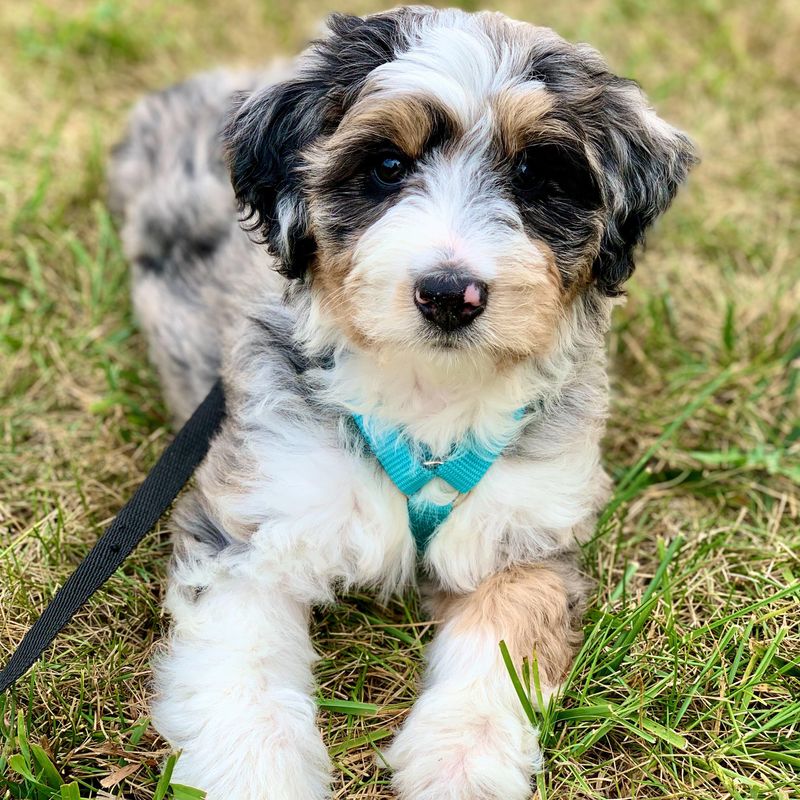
[0,380,226,694]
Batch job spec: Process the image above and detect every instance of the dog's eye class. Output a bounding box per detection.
[513,149,564,200]
[371,151,410,188]
[513,152,551,198]
[512,144,601,208]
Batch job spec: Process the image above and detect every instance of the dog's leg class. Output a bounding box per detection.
[387,560,588,800]
[151,551,331,799]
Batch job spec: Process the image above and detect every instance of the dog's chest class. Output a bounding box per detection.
[241,416,603,592]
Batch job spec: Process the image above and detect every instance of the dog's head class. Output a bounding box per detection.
[225,7,696,363]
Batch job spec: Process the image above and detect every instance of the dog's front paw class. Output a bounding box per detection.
[169,731,330,800]
[156,690,332,800]
[386,692,542,800]
[169,730,331,800]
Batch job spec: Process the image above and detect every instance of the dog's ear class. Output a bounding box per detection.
[224,74,326,279]
[590,82,698,295]
[223,11,416,279]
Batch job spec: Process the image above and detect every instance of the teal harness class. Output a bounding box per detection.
[352,408,526,553]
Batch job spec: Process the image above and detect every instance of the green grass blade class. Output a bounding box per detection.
[30,743,63,788]
[60,783,82,800]
[154,754,177,800]
[170,784,207,800]
[499,640,537,727]
[317,699,380,716]
[329,728,394,757]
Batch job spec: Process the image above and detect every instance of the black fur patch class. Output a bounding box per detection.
[250,315,311,375]
[177,494,231,553]
[590,124,697,295]
[311,103,460,246]
[224,10,424,279]
[526,43,698,294]
[504,137,603,286]
[137,212,230,278]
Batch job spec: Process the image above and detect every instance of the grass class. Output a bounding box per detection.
[0,0,798,797]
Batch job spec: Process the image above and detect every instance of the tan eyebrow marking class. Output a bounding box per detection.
[325,95,461,159]
[492,85,558,153]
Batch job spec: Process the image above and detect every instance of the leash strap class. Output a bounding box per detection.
[0,380,226,693]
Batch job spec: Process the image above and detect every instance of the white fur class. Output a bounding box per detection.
[368,10,541,126]
[152,572,331,799]
[387,619,543,800]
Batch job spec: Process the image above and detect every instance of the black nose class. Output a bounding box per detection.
[414,273,488,332]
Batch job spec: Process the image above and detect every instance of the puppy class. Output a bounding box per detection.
[110,7,696,799]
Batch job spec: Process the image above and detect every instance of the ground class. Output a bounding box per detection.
[0,0,798,798]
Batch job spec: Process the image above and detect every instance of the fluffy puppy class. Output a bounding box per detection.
[110,6,696,799]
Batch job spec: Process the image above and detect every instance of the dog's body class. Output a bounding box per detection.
[110,7,695,798]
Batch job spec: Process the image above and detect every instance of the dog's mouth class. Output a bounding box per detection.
[418,323,482,352]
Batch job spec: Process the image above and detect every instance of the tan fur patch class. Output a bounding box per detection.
[432,563,586,687]
[493,86,555,153]
[316,96,458,162]
[309,231,569,363]
[308,247,377,350]
[488,241,566,363]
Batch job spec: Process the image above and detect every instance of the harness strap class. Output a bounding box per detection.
[0,380,226,694]
[352,408,525,553]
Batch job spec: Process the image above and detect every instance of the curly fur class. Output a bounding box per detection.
[109,7,695,799]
